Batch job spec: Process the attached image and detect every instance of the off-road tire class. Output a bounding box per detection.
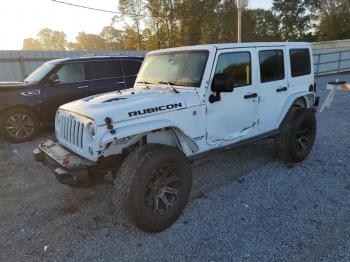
[275,107,316,163]
[112,144,192,232]
[0,107,40,143]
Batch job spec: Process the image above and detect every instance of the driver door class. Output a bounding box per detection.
[41,63,90,122]
[206,48,259,145]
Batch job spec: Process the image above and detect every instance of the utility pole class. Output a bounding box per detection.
[236,0,248,43]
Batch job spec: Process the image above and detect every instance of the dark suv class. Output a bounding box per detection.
[0,55,143,143]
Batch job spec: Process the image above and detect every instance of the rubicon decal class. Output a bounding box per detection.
[128,103,183,117]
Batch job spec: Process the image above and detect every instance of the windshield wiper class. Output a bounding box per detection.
[136,81,151,89]
[156,81,180,93]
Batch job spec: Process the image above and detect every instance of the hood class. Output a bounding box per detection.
[60,87,202,126]
[0,81,33,91]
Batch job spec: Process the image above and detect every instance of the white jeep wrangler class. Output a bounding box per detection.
[34,42,319,232]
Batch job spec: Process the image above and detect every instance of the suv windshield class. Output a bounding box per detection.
[137,51,209,88]
[24,63,56,83]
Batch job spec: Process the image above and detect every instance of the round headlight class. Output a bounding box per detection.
[87,122,96,138]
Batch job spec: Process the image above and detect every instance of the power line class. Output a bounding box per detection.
[51,0,119,14]
[51,0,146,18]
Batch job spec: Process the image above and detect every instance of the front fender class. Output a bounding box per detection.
[101,119,173,145]
[100,119,199,155]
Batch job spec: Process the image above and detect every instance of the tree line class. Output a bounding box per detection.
[23,0,350,51]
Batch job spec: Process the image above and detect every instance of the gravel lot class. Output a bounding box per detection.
[1,73,350,262]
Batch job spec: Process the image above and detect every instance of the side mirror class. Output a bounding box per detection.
[48,74,59,85]
[209,74,234,103]
[211,74,234,93]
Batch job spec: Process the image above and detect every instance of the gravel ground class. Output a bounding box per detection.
[0,73,350,262]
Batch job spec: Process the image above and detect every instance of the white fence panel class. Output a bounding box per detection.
[0,50,146,81]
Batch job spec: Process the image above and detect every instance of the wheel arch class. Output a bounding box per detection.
[277,92,315,127]
[145,127,199,155]
[100,120,199,157]
[0,104,42,121]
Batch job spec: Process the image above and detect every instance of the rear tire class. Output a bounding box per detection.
[275,107,316,163]
[112,144,192,233]
[0,107,40,143]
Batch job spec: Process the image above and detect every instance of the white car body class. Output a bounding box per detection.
[54,42,316,163]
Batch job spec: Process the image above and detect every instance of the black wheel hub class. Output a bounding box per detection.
[145,166,181,216]
[5,113,35,139]
[295,121,312,152]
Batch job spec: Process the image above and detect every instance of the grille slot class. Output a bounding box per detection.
[57,113,84,150]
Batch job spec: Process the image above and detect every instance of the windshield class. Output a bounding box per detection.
[24,63,56,83]
[136,51,209,88]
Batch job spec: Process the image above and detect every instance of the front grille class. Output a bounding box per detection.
[57,113,85,149]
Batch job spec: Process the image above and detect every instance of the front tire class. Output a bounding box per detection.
[275,108,317,163]
[112,144,192,233]
[0,108,40,143]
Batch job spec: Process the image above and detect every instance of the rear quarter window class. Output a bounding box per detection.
[85,60,123,80]
[289,49,311,77]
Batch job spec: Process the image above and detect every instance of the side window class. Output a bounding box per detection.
[214,52,251,88]
[85,60,123,80]
[290,49,311,77]
[56,63,84,83]
[259,50,285,83]
[123,60,142,77]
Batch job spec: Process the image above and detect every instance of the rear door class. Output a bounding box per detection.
[41,62,90,122]
[85,59,126,95]
[256,47,289,133]
[121,59,143,88]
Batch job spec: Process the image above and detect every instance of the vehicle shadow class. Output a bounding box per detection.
[190,138,277,199]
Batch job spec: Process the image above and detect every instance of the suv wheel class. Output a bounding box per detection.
[112,144,192,232]
[0,108,40,143]
[275,107,316,163]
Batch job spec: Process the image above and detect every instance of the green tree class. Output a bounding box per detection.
[119,0,147,50]
[100,26,126,50]
[249,9,281,41]
[147,0,179,49]
[272,0,315,40]
[37,28,67,50]
[124,27,142,50]
[197,0,223,44]
[71,32,107,50]
[22,38,43,50]
[22,28,67,50]
[142,28,160,50]
[316,0,350,40]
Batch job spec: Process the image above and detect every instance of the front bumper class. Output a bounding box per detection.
[33,140,96,187]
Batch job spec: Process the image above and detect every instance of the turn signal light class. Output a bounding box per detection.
[63,156,70,166]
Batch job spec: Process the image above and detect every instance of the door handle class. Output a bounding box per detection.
[244,93,258,99]
[276,87,288,92]
[116,82,126,85]
[77,85,88,89]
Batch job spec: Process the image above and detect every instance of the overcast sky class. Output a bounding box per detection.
[0,0,273,50]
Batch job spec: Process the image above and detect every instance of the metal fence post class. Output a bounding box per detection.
[19,56,26,80]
